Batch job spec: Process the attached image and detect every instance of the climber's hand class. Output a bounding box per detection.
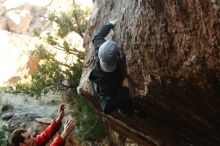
[122,78,129,87]
[109,18,117,25]
[77,86,82,95]
[56,104,65,124]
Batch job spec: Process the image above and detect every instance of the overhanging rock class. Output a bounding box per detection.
[79,0,220,145]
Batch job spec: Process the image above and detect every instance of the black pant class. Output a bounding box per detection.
[92,82,134,114]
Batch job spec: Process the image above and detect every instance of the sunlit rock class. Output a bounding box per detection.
[6,9,32,33]
[3,0,31,12]
[0,4,5,16]
[0,30,41,85]
[0,16,7,30]
[5,76,21,86]
[0,0,6,4]
[26,55,40,74]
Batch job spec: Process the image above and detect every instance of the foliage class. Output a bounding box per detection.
[34,0,91,57]
[47,1,90,38]
[13,0,106,142]
[0,124,11,146]
[69,93,106,141]
[14,46,66,98]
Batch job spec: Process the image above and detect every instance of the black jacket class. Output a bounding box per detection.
[89,23,124,97]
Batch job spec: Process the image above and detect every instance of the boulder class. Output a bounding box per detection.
[0,4,5,16]
[0,16,8,30]
[5,76,21,85]
[0,30,55,86]
[26,55,40,73]
[1,113,14,121]
[3,1,31,12]
[6,9,32,33]
[35,118,52,124]
[80,0,220,145]
[1,104,13,112]
[8,113,40,132]
[0,0,6,4]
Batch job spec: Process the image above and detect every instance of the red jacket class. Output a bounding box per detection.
[34,120,65,146]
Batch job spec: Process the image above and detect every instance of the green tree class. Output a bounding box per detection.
[0,124,11,146]
[14,0,106,142]
[47,0,90,38]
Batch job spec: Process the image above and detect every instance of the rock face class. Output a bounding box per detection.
[81,0,220,146]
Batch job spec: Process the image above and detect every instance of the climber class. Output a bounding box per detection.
[10,104,76,146]
[88,19,135,117]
